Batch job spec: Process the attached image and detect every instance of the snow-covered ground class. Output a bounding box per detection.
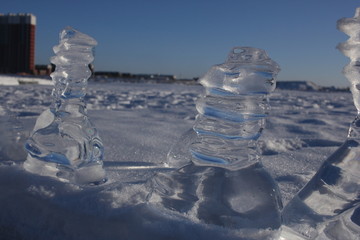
[0,77,356,239]
[0,74,52,86]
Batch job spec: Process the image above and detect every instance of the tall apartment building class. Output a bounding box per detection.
[0,13,36,74]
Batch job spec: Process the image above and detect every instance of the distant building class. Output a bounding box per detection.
[0,13,36,74]
[94,71,124,78]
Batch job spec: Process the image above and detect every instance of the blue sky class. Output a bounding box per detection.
[3,0,359,86]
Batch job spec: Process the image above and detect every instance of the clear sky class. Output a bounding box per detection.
[2,0,359,86]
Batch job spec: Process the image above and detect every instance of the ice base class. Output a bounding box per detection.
[279,226,307,240]
[149,162,282,238]
[23,155,106,185]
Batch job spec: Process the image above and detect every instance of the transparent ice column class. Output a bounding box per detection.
[24,27,106,185]
[150,47,283,239]
[280,8,360,239]
[191,47,278,168]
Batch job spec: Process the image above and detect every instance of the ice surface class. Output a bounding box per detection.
[151,47,283,239]
[0,79,356,239]
[24,27,106,185]
[0,103,27,163]
[316,204,360,239]
[0,25,358,238]
[280,8,360,239]
[281,138,360,239]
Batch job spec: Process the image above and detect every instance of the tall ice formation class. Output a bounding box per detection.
[280,7,360,240]
[24,27,106,185]
[151,47,283,239]
[190,47,279,168]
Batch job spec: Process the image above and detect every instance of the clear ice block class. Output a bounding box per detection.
[24,27,106,185]
[150,47,283,239]
[280,7,360,239]
[316,204,360,240]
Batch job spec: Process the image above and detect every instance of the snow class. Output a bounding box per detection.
[0,77,356,239]
[0,74,52,86]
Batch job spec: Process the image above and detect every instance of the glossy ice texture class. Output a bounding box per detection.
[281,138,360,239]
[191,47,279,168]
[337,7,360,114]
[316,205,360,239]
[24,27,106,185]
[281,8,360,239]
[152,47,283,239]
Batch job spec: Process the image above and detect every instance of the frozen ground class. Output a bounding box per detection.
[0,78,356,239]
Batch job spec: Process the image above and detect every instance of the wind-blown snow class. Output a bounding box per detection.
[0,78,356,239]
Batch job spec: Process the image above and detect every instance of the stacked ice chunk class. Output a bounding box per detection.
[24,27,106,185]
[151,47,283,239]
[280,7,360,240]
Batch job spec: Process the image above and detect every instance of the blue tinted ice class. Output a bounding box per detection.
[200,47,278,95]
[151,47,283,239]
[24,27,106,185]
[191,47,279,168]
[317,205,360,239]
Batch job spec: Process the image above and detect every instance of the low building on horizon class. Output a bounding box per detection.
[34,64,53,76]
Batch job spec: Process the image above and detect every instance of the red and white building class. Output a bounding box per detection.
[0,13,36,74]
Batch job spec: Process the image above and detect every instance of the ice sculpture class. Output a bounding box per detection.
[150,47,283,239]
[280,8,360,239]
[24,27,106,185]
[316,204,360,239]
